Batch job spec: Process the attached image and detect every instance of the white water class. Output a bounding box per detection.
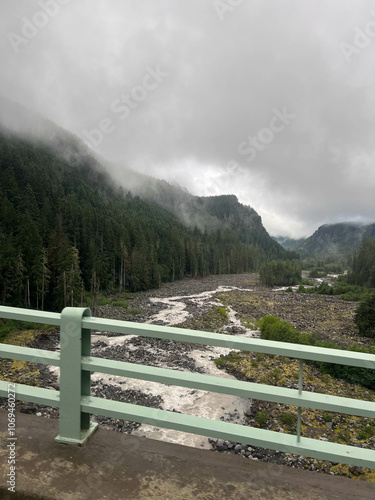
[102,285,258,448]
[89,335,255,449]
[50,284,259,449]
[146,285,254,326]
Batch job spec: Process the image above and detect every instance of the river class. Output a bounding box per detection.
[54,279,259,449]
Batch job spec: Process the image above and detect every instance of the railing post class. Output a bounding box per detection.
[55,307,98,445]
[296,359,303,443]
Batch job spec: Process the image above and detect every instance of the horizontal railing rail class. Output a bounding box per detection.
[0,305,375,468]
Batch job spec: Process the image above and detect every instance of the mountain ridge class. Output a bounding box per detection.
[276,222,375,258]
[0,97,293,310]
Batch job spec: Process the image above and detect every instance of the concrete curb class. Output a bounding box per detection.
[1,410,375,500]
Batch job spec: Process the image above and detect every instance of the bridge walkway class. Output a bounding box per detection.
[1,411,375,500]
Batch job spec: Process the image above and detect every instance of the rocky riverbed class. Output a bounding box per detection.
[1,273,374,481]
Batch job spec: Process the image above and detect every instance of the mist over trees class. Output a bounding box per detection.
[0,130,293,311]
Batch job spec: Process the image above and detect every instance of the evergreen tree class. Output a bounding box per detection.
[0,129,297,310]
[355,291,375,338]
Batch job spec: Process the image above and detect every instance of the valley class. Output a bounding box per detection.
[1,272,374,481]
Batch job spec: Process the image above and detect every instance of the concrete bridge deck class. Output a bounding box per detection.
[1,410,375,500]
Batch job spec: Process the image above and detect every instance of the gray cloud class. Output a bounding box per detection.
[1,0,374,237]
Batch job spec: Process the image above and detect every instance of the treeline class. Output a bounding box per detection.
[259,259,302,287]
[348,238,375,288]
[0,131,290,311]
[347,239,375,337]
[297,282,365,302]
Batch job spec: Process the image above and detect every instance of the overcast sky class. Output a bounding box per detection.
[1,0,375,237]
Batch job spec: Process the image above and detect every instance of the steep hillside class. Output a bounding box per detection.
[296,222,375,258]
[0,97,290,255]
[99,156,275,242]
[0,99,293,310]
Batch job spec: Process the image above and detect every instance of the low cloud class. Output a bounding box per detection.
[1,0,374,238]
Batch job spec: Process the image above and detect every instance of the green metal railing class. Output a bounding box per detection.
[0,305,375,468]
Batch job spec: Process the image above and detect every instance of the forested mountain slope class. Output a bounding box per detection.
[98,156,270,239]
[0,120,292,311]
[296,222,375,258]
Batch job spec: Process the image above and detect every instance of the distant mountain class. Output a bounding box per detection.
[0,97,292,310]
[296,222,375,258]
[272,236,306,251]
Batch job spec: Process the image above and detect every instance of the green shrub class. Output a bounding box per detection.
[280,412,296,427]
[98,294,110,306]
[337,431,351,443]
[255,411,270,427]
[316,282,333,295]
[322,412,333,423]
[129,308,140,315]
[111,299,129,308]
[340,291,361,302]
[258,315,375,390]
[258,315,317,346]
[300,278,314,286]
[357,425,375,440]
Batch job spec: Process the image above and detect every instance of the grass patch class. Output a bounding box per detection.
[217,306,228,319]
[214,352,241,368]
[128,308,140,315]
[176,304,230,333]
[279,412,296,427]
[240,318,257,329]
[111,299,129,308]
[97,294,130,308]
